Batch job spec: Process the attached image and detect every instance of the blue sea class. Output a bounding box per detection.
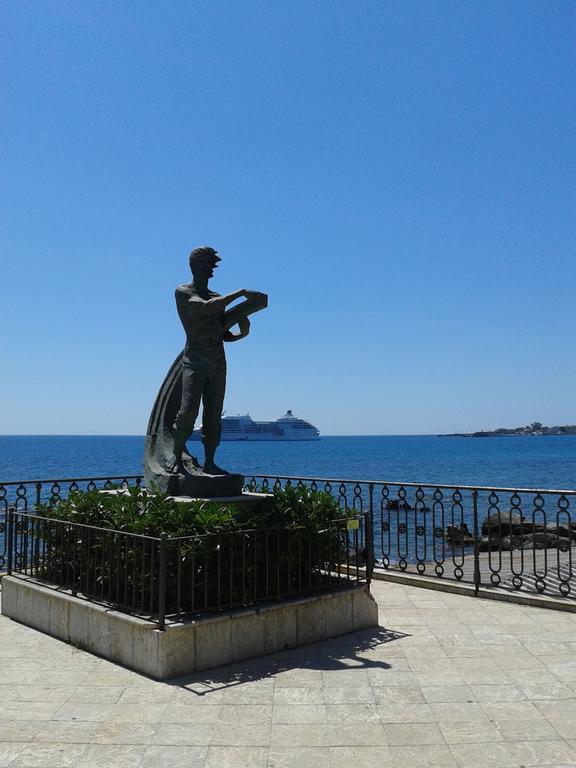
[0,435,574,490]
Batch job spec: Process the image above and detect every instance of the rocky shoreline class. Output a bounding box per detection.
[384,499,575,552]
[444,513,575,552]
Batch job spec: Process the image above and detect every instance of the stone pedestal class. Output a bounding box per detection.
[1,576,379,680]
[144,436,244,497]
[100,489,272,509]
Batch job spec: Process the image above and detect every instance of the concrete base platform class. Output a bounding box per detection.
[1,576,378,680]
[100,489,272,506]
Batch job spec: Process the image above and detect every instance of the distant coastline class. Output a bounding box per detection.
[441,421,576,438]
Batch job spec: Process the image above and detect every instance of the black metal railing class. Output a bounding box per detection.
[8,510,161,619]
[0,476,143,571]
[2,474,575,601]
[245,475,576,600]
[5,507,369,628]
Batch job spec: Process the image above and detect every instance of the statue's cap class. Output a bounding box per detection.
[189,246,221,268]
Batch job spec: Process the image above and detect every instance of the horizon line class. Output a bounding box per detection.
[0,433,440,438]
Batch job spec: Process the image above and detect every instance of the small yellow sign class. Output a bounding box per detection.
[347,519,360,530]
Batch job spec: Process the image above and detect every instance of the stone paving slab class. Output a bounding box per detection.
[1,581,576,766]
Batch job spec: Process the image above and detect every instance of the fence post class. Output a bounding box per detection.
[472,490,481,596]
[7,505,14,575]
[158,532,167,631]
[364,511,373,585]
[70,526,78,597]
[368,483,375,575]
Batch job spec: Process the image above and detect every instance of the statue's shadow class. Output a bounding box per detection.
[167,626,409,696]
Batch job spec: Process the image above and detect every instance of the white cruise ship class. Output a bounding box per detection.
[191,410,320,441]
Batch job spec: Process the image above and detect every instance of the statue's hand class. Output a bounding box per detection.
[242,290,265,300]
[223,315,250,342]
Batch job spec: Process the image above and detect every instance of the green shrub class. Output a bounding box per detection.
[31,485,358,615]
[36,483,352,536]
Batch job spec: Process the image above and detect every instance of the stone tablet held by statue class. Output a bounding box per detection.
[144,246,267,497]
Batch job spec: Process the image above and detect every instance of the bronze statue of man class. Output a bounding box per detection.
[165,246,266,476]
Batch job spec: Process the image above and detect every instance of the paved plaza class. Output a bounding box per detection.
[0,580,576,767]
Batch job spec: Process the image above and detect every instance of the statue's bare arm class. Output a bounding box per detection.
[177,287,247,315]
[176,287,266,342]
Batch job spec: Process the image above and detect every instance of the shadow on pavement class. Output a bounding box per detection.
[169,625,409,696]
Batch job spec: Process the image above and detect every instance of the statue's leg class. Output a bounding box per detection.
[166,364,204,474]
[202,355,227,474]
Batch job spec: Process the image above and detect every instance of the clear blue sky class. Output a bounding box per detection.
[1,1,575,436]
